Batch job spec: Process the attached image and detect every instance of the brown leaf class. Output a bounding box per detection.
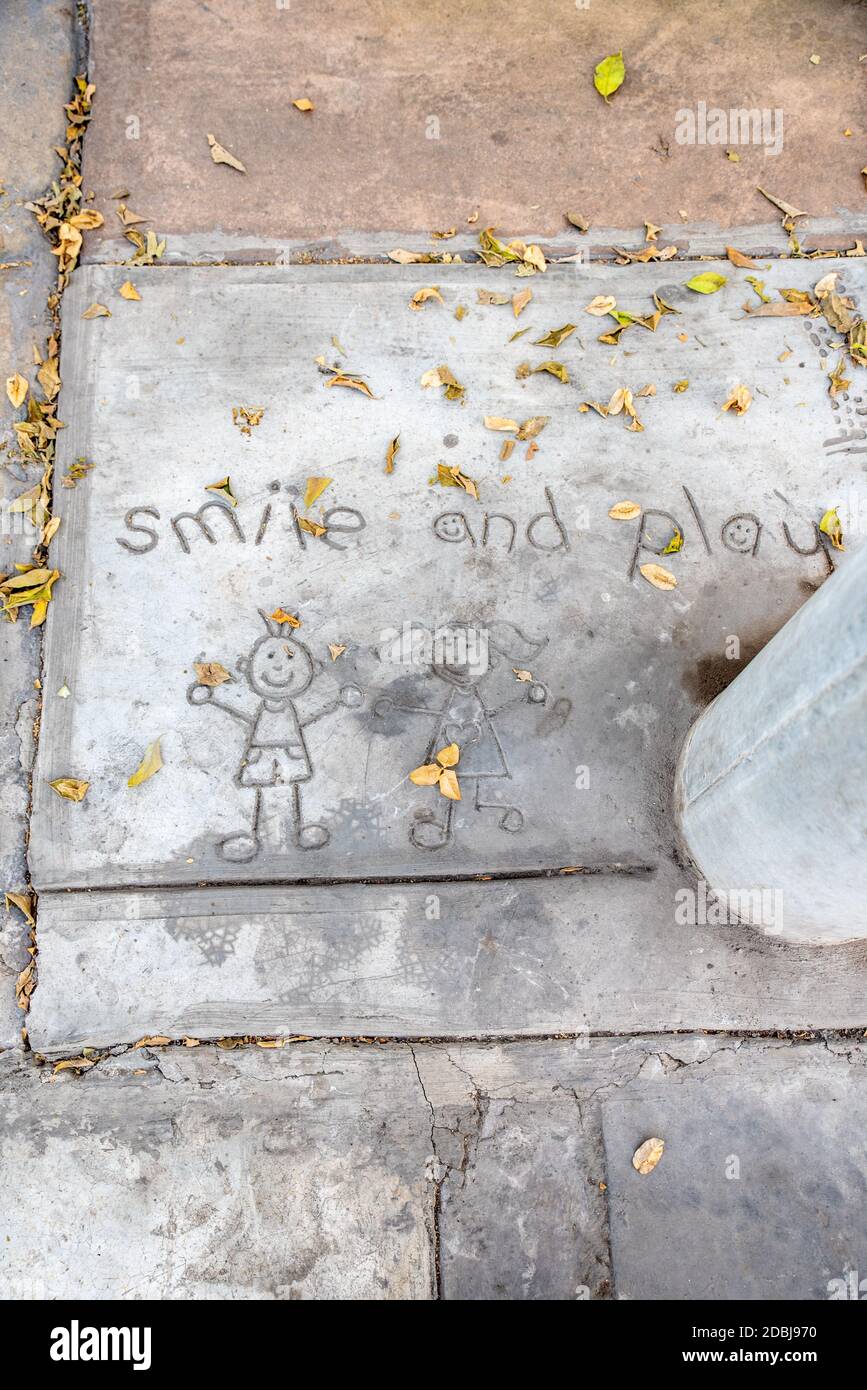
[639,563,677,591]
[516,415,549,440]
[206,133,247,173]
[5,373,28,408]
[194,661,231,687]
[477,289,510,305]
[726,245,758,268]
[328,643,347,661]
[82,302,111,319]
[49,778,89,801]
[721,384,752,415]
[385,434,400,474]
[437,463,478,499]
[632,1137,665,1174]
[565,212,589,231]
[609,500,641,520]
[484,416,519,432]
[410,286,444,310]
[512,288,533,317]
[4,891,35,926]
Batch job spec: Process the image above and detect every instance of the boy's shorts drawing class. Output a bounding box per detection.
[238,743,312,786]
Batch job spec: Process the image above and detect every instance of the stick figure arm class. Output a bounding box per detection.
[486,682,548,716]
[186,682,254,725]
[373,694,439,719]
[299,699,339,728]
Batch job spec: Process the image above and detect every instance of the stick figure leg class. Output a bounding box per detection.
[219,789,263,862]
[291,783,330,851]
[474,780,524,833]
[410,796,456,850]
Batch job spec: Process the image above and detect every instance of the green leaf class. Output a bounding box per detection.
[594,51,625,103]
[685,271,727,294]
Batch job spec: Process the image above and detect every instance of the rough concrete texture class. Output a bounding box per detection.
[25,257,867,1048]
[81,0,867,251]
[0,0,77,1046]
[1,1036,863,1300]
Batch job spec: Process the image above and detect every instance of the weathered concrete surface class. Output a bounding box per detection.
[1,1036,863,1299]
[25,257,867,1047]
[603,1037,867,1300]
[81,0,867,255]
[0,0,77,1046]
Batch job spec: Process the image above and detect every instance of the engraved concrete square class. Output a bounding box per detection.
[27,259,867,1045]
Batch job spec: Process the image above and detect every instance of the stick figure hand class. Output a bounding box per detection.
[187,682,214,706]
[527,682,547,704]
[373,696,392,717]
[339,683,364,708]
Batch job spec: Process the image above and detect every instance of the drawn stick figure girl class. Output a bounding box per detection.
[187,610,363,861]
[375,620,548,850]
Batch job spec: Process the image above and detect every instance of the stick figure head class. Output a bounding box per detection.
[237,612,314,698]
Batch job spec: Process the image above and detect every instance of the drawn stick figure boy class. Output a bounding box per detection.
[188,610,363,861]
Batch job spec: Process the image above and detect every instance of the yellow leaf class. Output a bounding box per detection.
[297,514,327,538]
[6,373,28,408]
[594,51,625,103]
[128,738,163,788]
[438,768,461,800]
[193,661,231,687]
[819,507,844,551]
[685,272,727,294]
[385,434,400,474]
[328,643,347,661]
[206,133,247,172]
[435,743,460,768]
[533,323,576,348]
[82,302,111,319]
[409,762,441,786]
[673,379,689,393]
[133,1036,172,1048]
[410,286,443,310]
[303,476,332,508]
[326,372,375,398]
[585,296,616,316]
[484,416,519,432]
[205,477,237,506]
[271,609,301,627]
[119,280,141,300]
[532,361,569,383]
[639,563,677,591]
[49,778,89,802]
[609,500,641,520]
[721,384,752,415]
[632,1137,665,1174]
[292,98,314,111]
[4,891,35,926]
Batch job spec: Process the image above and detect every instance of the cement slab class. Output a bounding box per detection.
[81,0,867,247]
[1,1036,862,1300]
[27,257,867,1045]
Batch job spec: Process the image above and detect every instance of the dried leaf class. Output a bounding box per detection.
[437,463,478,499]
[721,384,752,415]
[194,661,231,687]
[477,289,510,305]
[389,248,438,265]
[431,227,456,240]
[292,98,314,112]
[532,361,569,383]
[326,372,376,398]
[232,406,264,435]
[435,743,460,768]
[513,669,533,682]
[585,295,616,316]
[516,415,549,440]
[686,271,727,294]
[609,500,641,520]
[828,358,851,399]
[512,288,532,317]
[673,379,689,393]
[409,762,441,787]
[6,373,28,408]
[565,212,589,232]
[819,506,844,551]
[116,203,147,227]
[484,416,519,432]
[296,514,327,538]
[644,221,662,242]
[49,778,89,801]
[328,643,346,661]
[639,563,677,591]
[4,891,35,926]
[632,1137,665,1174]
[661,527,683,554]
[744,300,813,318]
[454,304,467,321]
[303,476,332,508]
[439,768,461,800]
[637,383,656,397]
[385,434,400,474]
[271,608,301,627]
[421,365,465,401]
[533,323,576,348]
[119,280,141,300]
[206,133,247,173]
[205,477,237,506]
[756,186,807,229]
[726,246,757,268]
[410,286,444,310]
[594,51,625,103]
[128,738,163,788]
[82,302,111,319]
